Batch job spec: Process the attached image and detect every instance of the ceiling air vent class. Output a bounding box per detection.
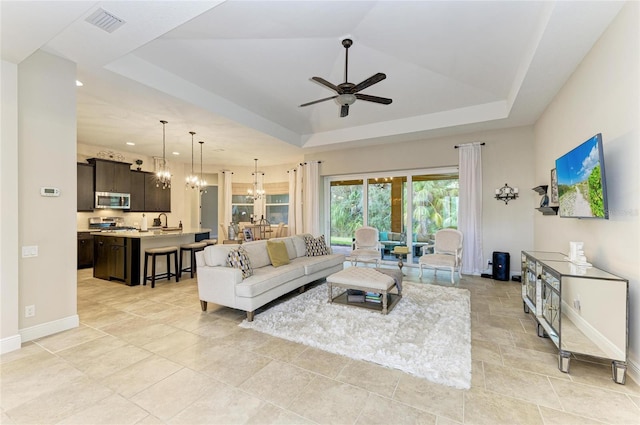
[85,8,126,33]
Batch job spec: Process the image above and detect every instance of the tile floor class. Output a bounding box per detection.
[2,266,639,424]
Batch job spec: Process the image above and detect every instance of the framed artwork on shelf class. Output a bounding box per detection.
[550,168,559,204]
[243,228,253,242]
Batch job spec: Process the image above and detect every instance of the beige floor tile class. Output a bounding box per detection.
[1,410,16,425]
[392,374,465,422]
[470,322,514,346]
[537,406,606,425]
[0,355,86,411]
[463,388,544,425]
[499,345,571,379]
[508,330,558,354]
[471,360,485,389]
[471,338,503,366]
[141,328,206,356]
[288,375,369,425]
[134,414,165,424]
[130,367,217,421]
[434,417,462,425]
[564,359,640,396]
[630,394,640,409]
[0,343,52,365]
[190,317,240,339]
[212,327,273,351]
[246,403,315,425]
[239,360,315,408]
[198,345,272,386]
[163,339,231,370]
[162,309,221,331]
[33,324,107,352]
[100,354,184,398]
[254,336,308,362]
[80,306,137,328]
[102,322,179,347]
[168,383,264,424]
[482,362,562,409]
[57,393,148,424]
[355,393,437,425]
[291,346,350,379]
[5,377,113,424]
[56,334,128,365]
[335,359,401,398]
[549,378,640,424]
[75,344,153,379]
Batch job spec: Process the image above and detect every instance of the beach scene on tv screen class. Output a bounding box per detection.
[556,135,606,218]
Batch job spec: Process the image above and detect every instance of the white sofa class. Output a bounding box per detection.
[195,234,345,321]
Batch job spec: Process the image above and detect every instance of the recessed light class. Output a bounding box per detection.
[76,80,83,87]
[126,142,135,146]
[172,152,180,155]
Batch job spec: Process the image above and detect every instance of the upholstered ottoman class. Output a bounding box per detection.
[326,267,402,314]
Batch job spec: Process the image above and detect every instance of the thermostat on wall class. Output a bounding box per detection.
[40,187,60,197]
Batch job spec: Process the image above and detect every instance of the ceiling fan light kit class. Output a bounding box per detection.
[300,38,392,117]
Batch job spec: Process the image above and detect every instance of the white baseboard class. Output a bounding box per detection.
[19,314,79,343]
[0,334,22,354]
[626,357,640,385]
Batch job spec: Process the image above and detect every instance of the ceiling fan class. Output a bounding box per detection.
[300,38,392,117]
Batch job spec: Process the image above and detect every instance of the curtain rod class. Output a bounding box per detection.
[299,160,323,166]
[454,142,485,149]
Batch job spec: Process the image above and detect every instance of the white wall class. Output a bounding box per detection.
[17,50,79,341]
[305,126,535,275]
[1,60,21,353]
[533,3,639,379]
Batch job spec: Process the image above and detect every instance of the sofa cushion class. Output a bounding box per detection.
[242,240,271,268]
[226,247,253,278]
[266,240,290,267]
[304,235,329,256]
[295,254,345,275]
[270,237,297,260]
[235,264,305,298]
[292,235,307,258]
[203,244,239,267]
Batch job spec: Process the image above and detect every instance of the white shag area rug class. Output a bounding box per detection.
[239,282,471,389]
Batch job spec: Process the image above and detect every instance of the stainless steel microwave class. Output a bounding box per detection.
[95,192,130,209]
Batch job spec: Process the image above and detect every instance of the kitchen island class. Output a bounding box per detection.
[91,228,211,286]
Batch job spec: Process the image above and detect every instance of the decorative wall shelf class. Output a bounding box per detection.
[532,185,558,215]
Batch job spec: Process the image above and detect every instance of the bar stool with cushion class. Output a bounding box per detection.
[179,241,207,278]
[201,239,217,246]
[143,246,179,288]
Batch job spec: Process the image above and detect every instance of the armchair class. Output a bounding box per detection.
[418,229,463,283]
[348,226,382,267]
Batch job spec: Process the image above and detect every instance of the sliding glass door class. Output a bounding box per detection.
[326,169,458,266]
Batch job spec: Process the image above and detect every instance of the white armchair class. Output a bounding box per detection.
[348,226,382,267]
[418,229,463,283]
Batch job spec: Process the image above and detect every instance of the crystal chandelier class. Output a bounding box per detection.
[198,141,207,194]
[247,158,265,201]
[156,120,171,189]
[185,131,200,189]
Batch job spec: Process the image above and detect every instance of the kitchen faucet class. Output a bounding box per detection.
[158,213,168,228]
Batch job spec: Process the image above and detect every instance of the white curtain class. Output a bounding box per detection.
[303,161,321,235]
[458,144,483,275]
[287,168,297,236]
[222,170,233,228]
[295,163,304,234]
[254,172,265,219]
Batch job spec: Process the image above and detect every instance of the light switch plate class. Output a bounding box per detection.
[21,246,38,257]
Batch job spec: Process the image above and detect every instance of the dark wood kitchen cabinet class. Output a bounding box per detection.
[129,171,146,212]
[93,235,140,285]
[88,158,131,194]
[77,163,95,211]
[77,232,94,269]
[144,172,171,212]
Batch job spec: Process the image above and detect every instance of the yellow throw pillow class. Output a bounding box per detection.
[267,240,290,267]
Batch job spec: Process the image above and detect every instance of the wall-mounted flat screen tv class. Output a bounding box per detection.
[555,133,609,219]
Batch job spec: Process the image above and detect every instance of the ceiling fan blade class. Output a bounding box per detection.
[353,73,386,93]
[311,77,340,93]
[340,104,349,117]
[300,95,338,107]
[355,93,393,105]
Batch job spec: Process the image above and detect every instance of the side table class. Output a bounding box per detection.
[392,246,409,273]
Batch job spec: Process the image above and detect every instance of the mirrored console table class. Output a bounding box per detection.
[521,251,629,384]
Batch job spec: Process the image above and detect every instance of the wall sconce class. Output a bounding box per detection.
[495,183,519,204]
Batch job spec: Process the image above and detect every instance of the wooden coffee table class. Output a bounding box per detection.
[326,267,402,314]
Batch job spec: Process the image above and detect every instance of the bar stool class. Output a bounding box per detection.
[143,246,179,288]
[201,239,217,246]
[179,241,207,278]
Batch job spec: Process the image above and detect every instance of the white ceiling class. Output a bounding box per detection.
[1,1,625,167]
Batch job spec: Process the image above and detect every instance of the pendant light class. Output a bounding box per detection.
[247,158,265,200]
[185,131,199,189]
[198,140,207,194]
[156,120,171,189]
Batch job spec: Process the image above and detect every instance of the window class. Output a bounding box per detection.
[231,194,253,223]
[265,194,289,224]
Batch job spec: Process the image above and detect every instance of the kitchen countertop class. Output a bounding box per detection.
[89,228,211,238]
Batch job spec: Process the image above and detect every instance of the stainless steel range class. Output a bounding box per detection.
[88,217,137,232]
